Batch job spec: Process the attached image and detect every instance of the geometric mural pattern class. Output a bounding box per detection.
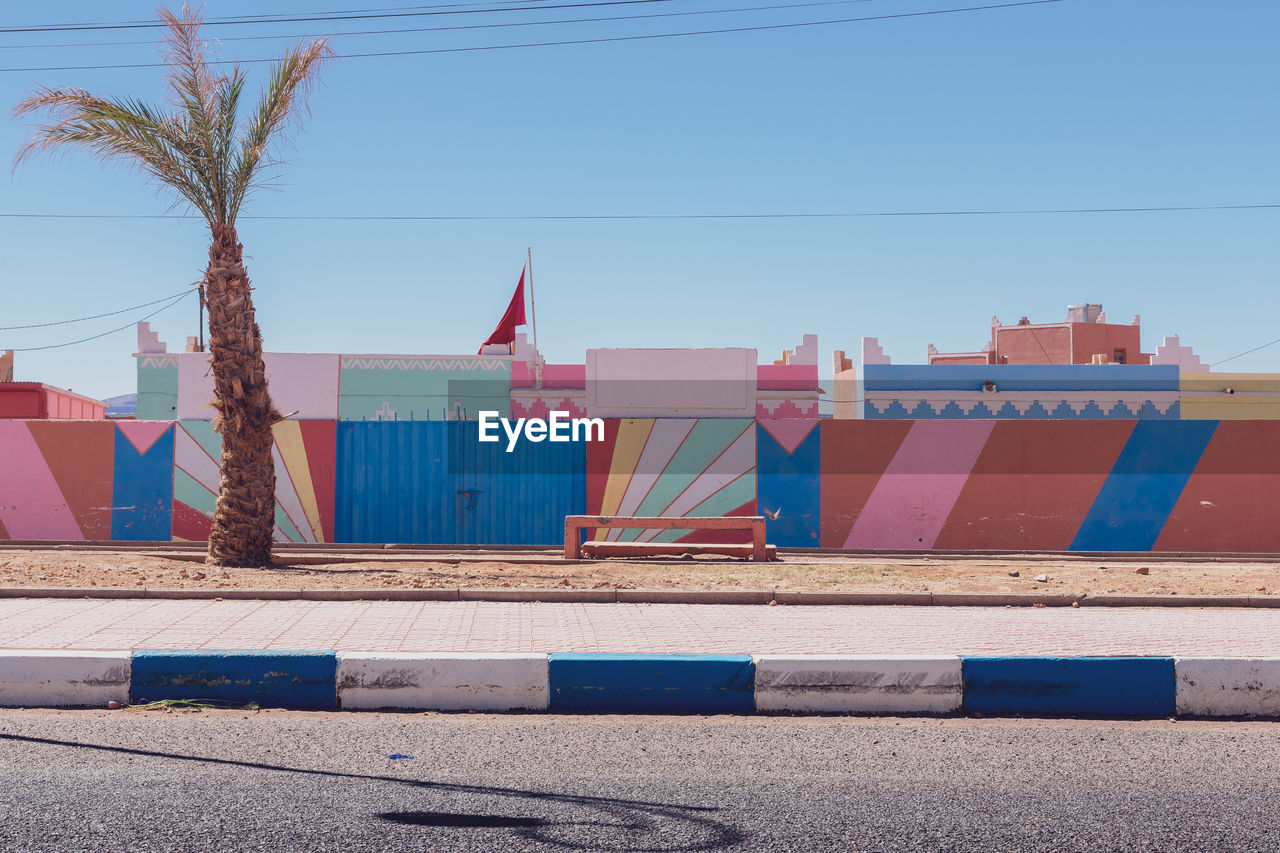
[0,421,173,542]
[171,420,335,543]
[586,419,756,544]
[2,417,1277,552]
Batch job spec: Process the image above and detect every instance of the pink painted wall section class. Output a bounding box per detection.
[510,396,587,419]
[511,362,586,389]
[586,348,757,418]
[1151,335,1208,371]
[176,352,340,420]
[756,364,819,391]
[755,398,819,418]
[843,419,995,549]
[862,337,891,366]
[117,421,174,455]
[0,421,84,540]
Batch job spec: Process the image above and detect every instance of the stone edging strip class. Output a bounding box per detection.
[0,586,1276,607]
[2,650,1278,717]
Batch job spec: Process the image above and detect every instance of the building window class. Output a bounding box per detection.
[1113,348,1127,364]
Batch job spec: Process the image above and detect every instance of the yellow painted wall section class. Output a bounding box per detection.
[1180,372,1280,420]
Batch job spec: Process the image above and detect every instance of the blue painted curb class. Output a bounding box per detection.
[130,651,338,709]
[3,650,1198,715]
[963,656,1175,715]
[549,653,755,713]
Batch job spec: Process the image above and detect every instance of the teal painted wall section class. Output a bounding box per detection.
[337,356,512,421]
[135,356,178,421]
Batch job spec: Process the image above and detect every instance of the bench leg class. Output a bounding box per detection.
[751,520,767,561]
[564,524,581,560]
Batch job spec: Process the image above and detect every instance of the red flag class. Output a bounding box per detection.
[478,265,528,353]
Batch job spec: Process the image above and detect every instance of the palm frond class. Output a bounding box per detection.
[12,87,216,221]
[158,5,226,221]
[12,5,331,228]
[229,38,332,222]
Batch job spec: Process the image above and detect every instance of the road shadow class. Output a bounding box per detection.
[0,732,745,851]
[379,811,546,828]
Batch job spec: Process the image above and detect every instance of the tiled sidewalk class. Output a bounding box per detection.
[0,598,1278,656]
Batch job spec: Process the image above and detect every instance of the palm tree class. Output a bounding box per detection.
[13,6,332,567]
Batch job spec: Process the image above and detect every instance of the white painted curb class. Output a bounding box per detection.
[753,655,963,714]
[0,651,131,707]
[1175,657,1280,717]
[336,652,550,711]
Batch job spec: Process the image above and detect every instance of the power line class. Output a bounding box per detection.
[0,289,191,330]
[1,0,561,34]
[1211,336,1280,368]
[0,0,880,51]
[2,292,193,352]
[0,0,675,34]
[1,203,1277,222]
[0,1,1064,72]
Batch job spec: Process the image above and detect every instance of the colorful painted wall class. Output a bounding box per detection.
[0,421,172,541]
[586,419,757,543]
[137,326,822,425]
[3,417,1279,553]
[863,365,1181,420]
[172,420,336,544]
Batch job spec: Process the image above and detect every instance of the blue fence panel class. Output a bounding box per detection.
[335,421,453,544]
[336,420,585,545]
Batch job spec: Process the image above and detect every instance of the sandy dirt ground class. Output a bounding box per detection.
[0,547,1277,596]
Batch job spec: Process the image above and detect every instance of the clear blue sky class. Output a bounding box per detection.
[0,0,1276,400]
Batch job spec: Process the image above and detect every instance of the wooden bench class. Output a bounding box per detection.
[564,515,770,561]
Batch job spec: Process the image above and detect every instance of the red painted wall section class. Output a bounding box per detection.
[1070,323,1149,365]
[0,387,45,419]
[934,421,1135,550]
[995,326,1071,364]
[26,422,117,539]
[584,419,623,523]
[298,420,338,543]
[819,420,912,547]
[1153,421,1280,552]
[0,384,106,419]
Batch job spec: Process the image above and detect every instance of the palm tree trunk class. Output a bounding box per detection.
[203,222,280,567]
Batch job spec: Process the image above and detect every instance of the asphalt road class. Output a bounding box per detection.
[1,710,1278,852]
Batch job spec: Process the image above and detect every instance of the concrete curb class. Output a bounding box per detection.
[2,651,1278,717]
[336,652,548,711]
[130,651,337,710]
[1,585,1276,607]
[754,655,962,714]
[1174,658,1280,717]
[0,651,130,707]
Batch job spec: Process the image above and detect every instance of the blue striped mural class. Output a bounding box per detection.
[1069,420,1218,551]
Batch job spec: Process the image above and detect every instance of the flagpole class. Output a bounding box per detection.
[528,246,541,389]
